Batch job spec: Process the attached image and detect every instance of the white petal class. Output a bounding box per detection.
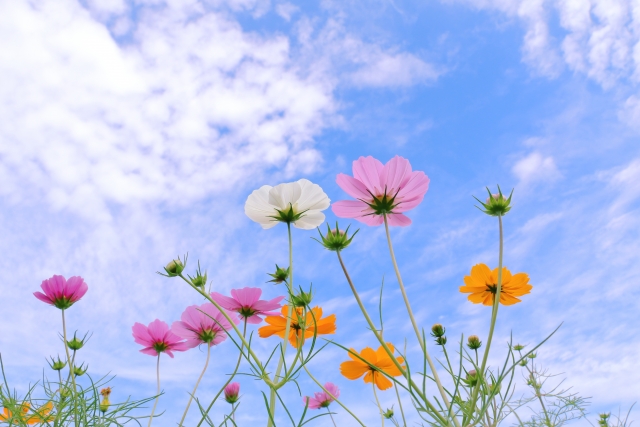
[268,181,302,210]
[296,179,330,213]
[245,185,278,226]
[293,210,325,229]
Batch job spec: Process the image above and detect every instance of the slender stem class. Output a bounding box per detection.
[232,403,236,422]
[383,215,457,427]
[268,222,295,426]
[197,321,247,427]
[179,344,211,426]
[372,382,385,427]
[303,365,366,427]
[394,384,407,427]
[327,408,338,427]
[467,215,504,424]
[148,355,161,427]
[61,310,78,427]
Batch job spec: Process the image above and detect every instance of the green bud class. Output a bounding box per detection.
[513,344,525,351]
[598,413,610,427]
[267,264,290,284]
[161,255,187,277]
[474,185,513,217]
[467,335,482,350]
[315,222,358,252]
[519,359,528,366]
[291,286,313,307]
[187,261,207,288]
[60,387,71,400]
[463,370,478,387]
[527,352,537,359]
[430,323,445,338]
[48,356,67,371]
[435,336,447,346]
[382,407,394,419]
[73,363,88,376]
[67,331,89,351]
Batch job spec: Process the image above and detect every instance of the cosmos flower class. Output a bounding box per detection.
[171,303,239,348]
[224,382,240,404]
[132,319,188,358]
[340,343,405,390]
[332,155,430,227]
[258,305,336,347]
[245,179,330,230]
[459,264,532,306]
[0,402,54,425]
[210,287,284,324]
[33,275,88,310]
[303,382,340,409]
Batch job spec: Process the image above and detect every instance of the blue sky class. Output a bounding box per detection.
[1,0,639,425]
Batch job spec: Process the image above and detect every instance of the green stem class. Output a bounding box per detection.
[148,355,161,427]
[268,222,295,426]
[179,344,211,426]
[303,365,366,427]
[383,215,457,427]
[197,321,247,427]
[372,382,385,427]
[394,384,407,427]
[327,408,338,427]
[61,310,78,427]
[467,215,504,425]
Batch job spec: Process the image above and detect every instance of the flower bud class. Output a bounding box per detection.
[188,262,207,289]
[527,352,537,359]
[73,363,88,376]
[60,387,71,400]
[430,323,445,338]
[474,186,513,217]
[382,407,394,419]
[467,335,482,350]
[513,344,525,351]
[519,359,528,366]
[464,370,478,387]
[66,332,89,351]
[291,287,313,307]
[162,255,186,277]
[224,382,240,404]
[99,387,111,414]
[315,223,358,252]
[48,356,67,371]
[598,413,610,427]
[268,264,290,284]
[435,336,447,346]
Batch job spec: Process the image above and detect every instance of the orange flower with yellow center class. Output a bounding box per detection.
[339,343,405,390]
[258,305,336,347]
[460,263,532,306]
[0,401,54,425]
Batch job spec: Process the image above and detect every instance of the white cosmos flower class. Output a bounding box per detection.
[245,179,330,230]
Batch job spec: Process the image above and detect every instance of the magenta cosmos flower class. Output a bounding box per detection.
[211,287,284,325]
[34,275,88,310]
[171,303,239,348]
[224,382,240,404]
[332,155,430,227]
[303,382,340,409]
[132,319,188,358]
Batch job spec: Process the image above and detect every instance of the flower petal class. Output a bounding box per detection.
[352,156,384,195]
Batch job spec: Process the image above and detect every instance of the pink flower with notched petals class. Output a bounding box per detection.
[332,155,430,227]
[171,303,239,348]
[211,287,284,324]
[132,319,188,358]
[34,275,88,310]
[303,382,340,409]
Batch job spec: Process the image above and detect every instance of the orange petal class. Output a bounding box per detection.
[373,372,393,390]
[258,325,285,338]
[471,264,493,285]
[340,361,369,380]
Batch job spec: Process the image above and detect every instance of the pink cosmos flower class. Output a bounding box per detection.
[332,155,430,227]
[211,287,284,325]
[171,303,239,348]
[224,382,240,404]
[132,319,189,358]
[303,382,340,409]
[34,275,88,310]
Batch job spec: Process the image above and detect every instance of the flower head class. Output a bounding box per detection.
[171,303,239,348]
[332,156,430,227]
[258,305,336,347]
[245,179,330,230]
[340,343,405,390]
[99,388,111,414]
[34,275,88,310]
[132,319,188,358]
[224,382,240,404]
[303,382,340,409]
[211,287,284,325]
[459,264,532,306]
[474,186,513,217]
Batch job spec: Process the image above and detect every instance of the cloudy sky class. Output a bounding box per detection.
[1,0,639,425]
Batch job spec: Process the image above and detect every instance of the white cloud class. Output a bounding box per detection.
[512,151,562,183]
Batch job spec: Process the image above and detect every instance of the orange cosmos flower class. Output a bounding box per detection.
[258,305,336,347]
[0,401,54,424]
[340,343,405,390]
[460,263,532,306]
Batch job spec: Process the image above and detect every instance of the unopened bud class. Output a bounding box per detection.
[474,186,513,217]
[162,256,186,277]
[67,332,89,351]
[268,264,290,284]
[467,335,482,350]
[382,407,394,419]
[224,382,240,404]
[513,344,525,351]
[99,387,111,413]
[315,223,358,252]
[435,336,447,346]
[464,370,479,387]
[431,324,445,338]
[73,363,88,376]
[291,288,313,307]
[48,356,67,371]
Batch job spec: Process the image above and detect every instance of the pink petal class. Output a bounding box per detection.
[245,315,263,324]
[396,171,430,201]
[211,293,242,311]
[352,156,384,195]
[381,156,412,193]
[34,292,53,305]
[139,347,158,357]
[132,323,154,346]
[147,319,169,342]
[324,382,340,398]
[336,174,371,200]
[331,200,373,218]
[394,195,425,213]
[66,276,88,302]
[386,213,412,226]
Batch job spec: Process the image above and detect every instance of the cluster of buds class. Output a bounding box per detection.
[99,387,111,414]
[268,264,290,284]
[315,222,358,252]
[598,413,610,427]
[431,324,447,346]
[467,335,482,350]
[474,185,513,217]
